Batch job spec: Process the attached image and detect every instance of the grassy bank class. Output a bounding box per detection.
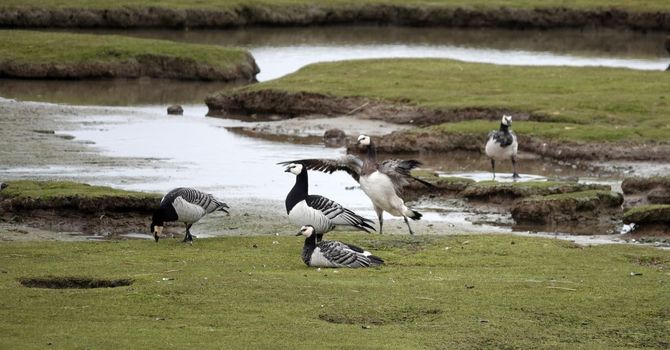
[239,59,670,143]
[0,234,668,349]
[2,0,669,11]
[0,30,257,81]
[0,180,157,200]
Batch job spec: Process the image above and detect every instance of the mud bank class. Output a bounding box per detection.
[0,181,160,238]
[206,90,670,162]
[2,5,670,31]
[0,53,259,81]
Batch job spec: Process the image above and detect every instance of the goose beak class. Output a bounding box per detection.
[154,232,159,242]
[284,168,291,172]
[295,230,303,236]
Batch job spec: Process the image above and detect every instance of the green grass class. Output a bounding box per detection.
[2,0,669,11]
[0,30,250,70]
[0,234,668,349]
[623,204,670,223]
[1,180,159,200]
[243,59,670,143]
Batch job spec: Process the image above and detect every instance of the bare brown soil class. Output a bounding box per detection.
[206,90,670,161]
[1,5,669,31]
[0,195,159,237]
[0,53,259,81]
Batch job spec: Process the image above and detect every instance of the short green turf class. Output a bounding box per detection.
[0,30,250,71]
[240,59,670,143]
[1,180,159,200]
[0,234,668,349]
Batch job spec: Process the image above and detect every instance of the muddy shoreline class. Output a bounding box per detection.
[206,90,670,162]
[1,5,670,31]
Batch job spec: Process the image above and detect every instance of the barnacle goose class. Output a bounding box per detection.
[279,135,435,235]
[297,225,384,268]
[284,163,375,235]
[150,187,229,243]
[485,115,519,179]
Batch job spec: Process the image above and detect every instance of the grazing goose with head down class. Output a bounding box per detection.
[485,115,519,179]
[279,135,435,235]
[297,225,384,268]
[284,163,375,235]
[150,187,229,243]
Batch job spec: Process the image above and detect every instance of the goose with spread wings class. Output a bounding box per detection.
[279,135,435,235]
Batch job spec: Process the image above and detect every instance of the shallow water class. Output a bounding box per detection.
[0,104,628,234]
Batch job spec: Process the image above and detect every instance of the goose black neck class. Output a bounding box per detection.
[365,142,377,162]
[499,123,510,133]
[152,206,177,225]
[304,233,318,248]
[285,167,308,213]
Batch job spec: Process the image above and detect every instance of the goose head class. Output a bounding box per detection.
[149,221,164,243]
[296,225,315,237]
[356,134,371,146]
[284,163,304,175]
[501,115,513,127]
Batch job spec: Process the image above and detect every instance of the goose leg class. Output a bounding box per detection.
[374,206,384,235]
[490,159,496,180]
[511,156,520,179]
[403,216,415,235]
[183,223,193,243]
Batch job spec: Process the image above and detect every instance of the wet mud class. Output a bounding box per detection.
[1,5,669,31]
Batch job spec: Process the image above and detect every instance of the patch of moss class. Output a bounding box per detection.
[461,181,610,199]
[523,189,622,204]
[1,180,158,200]
[0,181,160,213]
[623,204,670,224]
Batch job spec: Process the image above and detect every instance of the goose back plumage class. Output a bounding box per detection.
[301,233,384,268]
[161,187,229,217]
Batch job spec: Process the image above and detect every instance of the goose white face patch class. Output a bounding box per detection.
[299,225,315,237]
[502,115,513,126]
[357,135,371,146]
[287,163,304,175]
[153,225,164,236]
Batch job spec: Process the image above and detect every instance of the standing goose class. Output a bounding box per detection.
[297,225,384,268]
[150,187,229,243]
[284,163,375,235]
[485,115,519,179]
[279,135,434,235]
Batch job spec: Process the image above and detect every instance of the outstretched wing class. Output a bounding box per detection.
[278,155,363,182]
[378,159,435,192]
